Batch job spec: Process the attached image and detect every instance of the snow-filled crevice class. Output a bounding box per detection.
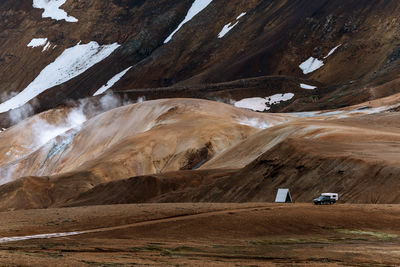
[93,66,133,96]
[218,12,246,38]
[164,0,213,43]
[324,44,341,59]
[0,231,85,243]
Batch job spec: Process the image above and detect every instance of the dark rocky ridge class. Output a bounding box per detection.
[2,0,400,127]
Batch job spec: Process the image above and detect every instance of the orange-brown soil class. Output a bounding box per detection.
[0,203,398,266]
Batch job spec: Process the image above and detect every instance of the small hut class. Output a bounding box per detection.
[275,188,292,203]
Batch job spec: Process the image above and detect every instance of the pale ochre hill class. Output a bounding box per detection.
[201,91,400,169]
[0,98,400,210]
[201,114,400,170]
[65,113,400,206]
[0,99,292,186]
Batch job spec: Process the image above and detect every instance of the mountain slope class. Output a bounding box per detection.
[61,113,400,207]
[0,99,292,187]
[0,98,399,210]
[3,1,400,127]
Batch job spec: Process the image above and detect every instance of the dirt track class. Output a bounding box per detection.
[0,203,398,266]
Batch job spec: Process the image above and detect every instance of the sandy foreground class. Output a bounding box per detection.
[0,203,397,266]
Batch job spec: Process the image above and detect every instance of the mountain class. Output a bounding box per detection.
[1,0,400,211]
[3,0,400,126]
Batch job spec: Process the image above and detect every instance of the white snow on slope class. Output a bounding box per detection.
[235,97,267,112]
[94,66,133,96]
[33,0,78,22]
[300,83,317,90]
[218,12,246,38]
[218,21,239,38]
[299,44,341,74]
[236,12,246,20]
[42,41,51,52]
[0,41,120,113]
[324,44,341,59]
[235,93,294,112]
[27,38,48,48]
[164,0,213,43]
[299,57,324,74]
[0,231,84,243]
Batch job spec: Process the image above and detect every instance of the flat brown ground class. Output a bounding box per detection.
[0,203,398,266]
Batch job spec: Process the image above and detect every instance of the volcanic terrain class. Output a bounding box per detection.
[0,0,400,266]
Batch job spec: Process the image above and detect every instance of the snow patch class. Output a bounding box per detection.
[299,45,340,74]
[93,66,132,96]
[299,57,324,74]
[265,93,295,107]
[218,12,246,38]
[236,12,246,20]
[234,97,268,112]
[324,44,341,59]
[0,231,84,243]
[164,0,213,43]
[27,38,48,48]
[0,41,120,113]
[234,93,294,112]
[42,41,52,52]
[218,21,239,38]
[300,83,317,90]
[33,0,78,22]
